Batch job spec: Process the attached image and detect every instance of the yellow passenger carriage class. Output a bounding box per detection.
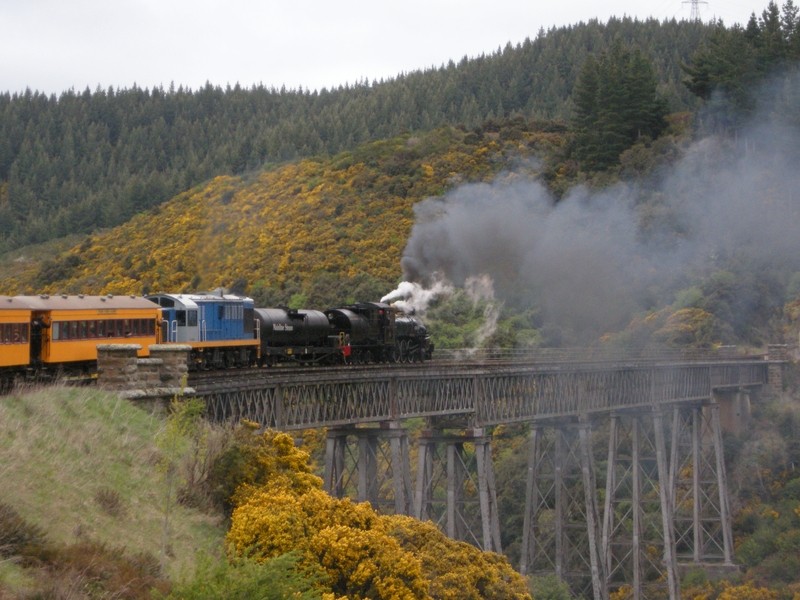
[0,296,33,379]
[4,294,161,380]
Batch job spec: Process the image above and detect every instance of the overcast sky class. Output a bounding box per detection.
[1,0,763,97]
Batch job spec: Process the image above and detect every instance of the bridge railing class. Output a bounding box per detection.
[434,346,761,363]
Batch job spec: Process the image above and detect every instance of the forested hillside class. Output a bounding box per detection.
[0,122,561,303]
[0,17,713,254]
[2,1,800,352]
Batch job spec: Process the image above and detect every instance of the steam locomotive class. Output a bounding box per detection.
[1,293,433,386]
[257,301,433,366]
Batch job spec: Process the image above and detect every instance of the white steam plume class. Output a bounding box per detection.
[381,278,454,314]
[464,275,501,346]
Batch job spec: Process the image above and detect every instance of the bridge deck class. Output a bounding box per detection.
[193,357,769,430]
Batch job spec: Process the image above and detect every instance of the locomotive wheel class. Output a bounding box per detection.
[391,345,400,363]
[400,340,410,363]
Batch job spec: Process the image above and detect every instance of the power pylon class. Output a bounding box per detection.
[683,0,708,21]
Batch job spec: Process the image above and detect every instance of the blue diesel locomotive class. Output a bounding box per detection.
[146,291,259,369]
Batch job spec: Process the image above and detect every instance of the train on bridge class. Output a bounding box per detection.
[0,291,433,386]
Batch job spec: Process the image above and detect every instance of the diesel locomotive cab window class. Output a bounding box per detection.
[188,311,197,327]
[176,310,187,327]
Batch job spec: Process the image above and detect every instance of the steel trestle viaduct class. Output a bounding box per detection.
[99,345,787,599]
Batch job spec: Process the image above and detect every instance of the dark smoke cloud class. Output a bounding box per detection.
[400,72,800,340]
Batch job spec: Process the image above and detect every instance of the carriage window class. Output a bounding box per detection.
[115,320,123,337]
[80,321,87,338]
[176,310,186,327]
[188,311,197,327]
[1,324,7,343]
[98,320,106,337]
[21,324,29,343]
[88,321,96,338]
[71,321,78,339]
[123,320,131,336]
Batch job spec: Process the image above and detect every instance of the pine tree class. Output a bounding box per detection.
[572,41,668,169]
[782,0,800,57]
[683,1,800,127]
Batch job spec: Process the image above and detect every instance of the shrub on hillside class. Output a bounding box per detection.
[0,504,170,600]
[0,501,46,558]
[35,542,169,600]
[159,552,325,600]
[224,428,531,600]
[207,420,322,514]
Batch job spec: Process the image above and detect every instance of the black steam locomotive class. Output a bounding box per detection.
[255,301,433,366]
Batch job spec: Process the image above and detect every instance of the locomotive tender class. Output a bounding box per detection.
[255,301,432,366]
[0,292,432,386]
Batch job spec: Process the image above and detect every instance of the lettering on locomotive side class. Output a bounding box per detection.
[98,309,118,314]
[274,324,294,331]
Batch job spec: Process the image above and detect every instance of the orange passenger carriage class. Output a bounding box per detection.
[0,296,33,384]
[1,294,161,382]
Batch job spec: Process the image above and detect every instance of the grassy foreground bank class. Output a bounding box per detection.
[0,386,225,596]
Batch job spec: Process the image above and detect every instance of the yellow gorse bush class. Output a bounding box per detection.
[715,581,782,600]
[225,429,531,600]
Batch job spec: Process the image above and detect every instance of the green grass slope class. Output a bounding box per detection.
[0,387,225,589]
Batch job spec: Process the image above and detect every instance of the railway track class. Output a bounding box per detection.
[188,351,769,392]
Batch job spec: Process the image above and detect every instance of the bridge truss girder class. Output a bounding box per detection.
[323,423,413,516]
[413,428,502,553]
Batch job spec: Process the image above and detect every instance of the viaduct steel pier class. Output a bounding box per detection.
[99,345,784,599]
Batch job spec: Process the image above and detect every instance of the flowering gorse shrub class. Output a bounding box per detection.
[224,428,531,600]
